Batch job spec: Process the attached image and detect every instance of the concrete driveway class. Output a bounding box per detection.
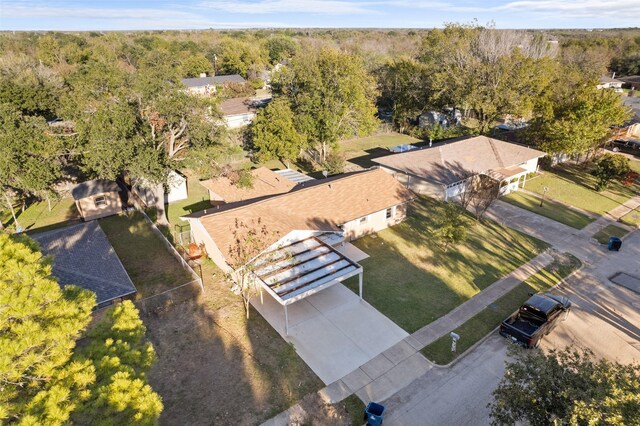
[251,284,408,384]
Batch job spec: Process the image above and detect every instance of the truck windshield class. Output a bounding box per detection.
[521,305,546,319]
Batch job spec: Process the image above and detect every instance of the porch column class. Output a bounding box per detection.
[358,271,363,301]
[284,304,289,336]
[521,173,527,189]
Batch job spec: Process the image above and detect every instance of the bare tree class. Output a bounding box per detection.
[226,218,273,319]
[469,174,500,220]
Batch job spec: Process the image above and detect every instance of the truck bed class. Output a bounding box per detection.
[506,318,540,336]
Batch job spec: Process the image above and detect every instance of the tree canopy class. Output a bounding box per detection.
[489,347,640,426]
[0,234,162,425]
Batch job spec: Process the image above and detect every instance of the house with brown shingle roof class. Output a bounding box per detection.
[372,135,545,200]
[199,167,296,206]
[182,168,416,273]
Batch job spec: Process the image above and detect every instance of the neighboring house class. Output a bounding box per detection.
[133,170,189,207]
[71,179,123,221]
[597,75,624,90]
[181,73,246,95]
[181,168,416,273]
[218,97,257,128]
[373,135,546,200]
[199,167,296,206]
[32,221,137,308]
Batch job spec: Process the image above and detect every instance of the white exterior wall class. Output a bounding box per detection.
[522,158,540,174]
[165,171,188,203]
[341,204,407,241]
[380,167,443,199]
[224,112,256,129]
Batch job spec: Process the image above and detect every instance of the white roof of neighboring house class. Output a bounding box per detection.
[599,75,624,84]
[373,135,545,185]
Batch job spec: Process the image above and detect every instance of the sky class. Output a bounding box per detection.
[1,0,640,31]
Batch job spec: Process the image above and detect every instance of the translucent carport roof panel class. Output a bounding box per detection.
[252,236,362,305]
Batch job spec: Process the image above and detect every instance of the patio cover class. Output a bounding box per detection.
[250,235,363,334]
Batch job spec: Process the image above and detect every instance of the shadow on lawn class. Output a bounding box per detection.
[144,270,323,425]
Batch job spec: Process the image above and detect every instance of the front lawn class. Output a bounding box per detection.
[620,207,640,227]
[421,252,581,365]
[525,164,640,216]
[503,191,595,229]
[592,224,630,244]
[99,212,194,298]
[344,196,549,333]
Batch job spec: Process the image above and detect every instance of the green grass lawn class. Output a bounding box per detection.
[592,224,630,244]
[1,196,80,233]
[629,159,640,174]
[620,207,640,227]
[525,164,640,216]
[421,252,581,365]
[503,191,595,229]
[99,212,194,298]
[339,132,421,168]
[164,172,212,230]
[344,196,549,333]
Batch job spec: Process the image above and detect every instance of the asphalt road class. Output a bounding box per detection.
[382,230,640,425]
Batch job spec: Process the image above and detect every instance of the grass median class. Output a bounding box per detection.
[421,252,581,365]
[503,191,595,230]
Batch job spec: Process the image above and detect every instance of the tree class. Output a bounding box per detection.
[0,233,96,423]
[432,202,468,251]
[251,98,305,163]
[531,86,631,160]
[180,54,212,78]
[265,36,297,64]
[377,58,431,132]
[418,24,558,134]
[0,235,162,425]
[273,46,378,163]
[72,301,162,425]
[226,218,273,319]
[467,174,500,220]
[592,153,631,191]
[489,347,640,425]
[0,103,63,229]
[216,38,266,77]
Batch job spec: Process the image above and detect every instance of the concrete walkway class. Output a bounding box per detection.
[579,194,640,236]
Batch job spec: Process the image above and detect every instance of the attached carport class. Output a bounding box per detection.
[251,235,363,335]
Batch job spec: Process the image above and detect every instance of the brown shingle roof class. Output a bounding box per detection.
[219,97,255,116]
[200,167,297,204]
[372,136,545,185]
[194,168,416,261]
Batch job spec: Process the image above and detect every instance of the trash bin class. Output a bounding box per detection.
[363,402,385,426]
[608,236,622,251]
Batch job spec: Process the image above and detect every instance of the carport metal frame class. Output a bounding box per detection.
[251,236,363,335]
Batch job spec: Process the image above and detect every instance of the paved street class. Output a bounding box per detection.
[383,335,507,426]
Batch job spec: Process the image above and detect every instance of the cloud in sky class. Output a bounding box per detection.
[1,0,639,30]
[197,0,379,15]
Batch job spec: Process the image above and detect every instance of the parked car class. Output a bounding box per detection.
[499,293,571,348]
[607,139,640,155]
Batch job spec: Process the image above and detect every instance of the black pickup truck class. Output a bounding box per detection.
[499,293,571,348]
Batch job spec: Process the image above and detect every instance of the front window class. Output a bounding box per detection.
[386,207,394,219]
[360,216,368,224]
[94,195,107,207]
